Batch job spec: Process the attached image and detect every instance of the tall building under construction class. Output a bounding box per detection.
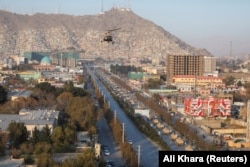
[166,55,204,83]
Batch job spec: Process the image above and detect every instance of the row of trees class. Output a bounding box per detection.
[106,75,171,150]
[109,64,167,89]
[0,81,89,114]
[91,74,139,167]
[108,70,216,150]
[6,122,86,166]
[136,91,216,150]
[110,64,143,76]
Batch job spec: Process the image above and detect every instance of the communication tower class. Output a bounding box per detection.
[101,0,103,13]
[230,41,232,60]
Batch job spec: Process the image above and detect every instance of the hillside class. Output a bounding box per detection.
[0,8,213,60]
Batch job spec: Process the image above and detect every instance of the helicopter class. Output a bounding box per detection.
[101,28,121,44]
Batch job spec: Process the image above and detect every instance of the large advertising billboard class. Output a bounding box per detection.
[184,96,231,117]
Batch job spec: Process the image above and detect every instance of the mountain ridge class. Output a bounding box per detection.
[0,8,213,60]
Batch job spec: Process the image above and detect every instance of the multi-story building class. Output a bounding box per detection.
[32,56,55,71]
[166,55,204,83]
[16,71,42,81]
[50,51,79,68]
[127,72,160,82]
[172,75,224,88]
[204,56,217,76]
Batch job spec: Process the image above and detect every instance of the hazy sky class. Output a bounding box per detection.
[1,0,250,57]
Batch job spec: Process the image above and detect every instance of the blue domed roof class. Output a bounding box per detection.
[41,56,51,65]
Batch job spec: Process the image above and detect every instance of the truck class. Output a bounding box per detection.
[156,123,164,129]
[153,119,159,124]
[185,145,193,151]
[175,137,184,146]
[170,134,178,141]
[162,127,170,135]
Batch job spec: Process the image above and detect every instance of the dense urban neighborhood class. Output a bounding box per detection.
[0,5,250,167]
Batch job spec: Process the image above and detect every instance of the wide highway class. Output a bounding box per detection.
[88,67,160,167]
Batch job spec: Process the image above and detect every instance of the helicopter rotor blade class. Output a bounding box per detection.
[106,28,121,32]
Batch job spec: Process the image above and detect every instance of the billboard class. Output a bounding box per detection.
[184,96,231,117]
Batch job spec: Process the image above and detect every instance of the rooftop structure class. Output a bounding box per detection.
[204,56,217,75]
[15,71,41,81]
[8,89,32,101]
[172,75,224,88]
[40,56,52,65]
[51,51,80,68]
[23,52,50,63]
[0,108,60,137]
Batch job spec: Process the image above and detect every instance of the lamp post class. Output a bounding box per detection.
[138,145,141,167]
[114,110,117,124]
[122,123,125,143]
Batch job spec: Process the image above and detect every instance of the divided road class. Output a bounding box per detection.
[89,68,160,167]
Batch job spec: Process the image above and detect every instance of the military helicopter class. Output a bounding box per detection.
[101,28,121,44]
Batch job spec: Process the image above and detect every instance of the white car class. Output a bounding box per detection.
[104,149,110,156]
[128,139,133,145]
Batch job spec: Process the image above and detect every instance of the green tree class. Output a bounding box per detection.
[223,76,235,86]
[8,122,28,148]
[63,126,76,145]
[64,81,88,97]
[64,81,74,92]
[20,142,34,155]
[146,78,163,89]
[34,142,52,155]
[0,85,7,104]
[35,82,57,95]
[34,143,53,167]
[237,80,243,87]
[53,149,96,167]
[51,127,64,147]
[56,92,73,111]
[51,125,76,152]
[0,135,5,156]
[31,126,40,144]
[65,97,96,131]
[40,125,51,143]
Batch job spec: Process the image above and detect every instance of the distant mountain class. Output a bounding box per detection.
[0,8,213,60]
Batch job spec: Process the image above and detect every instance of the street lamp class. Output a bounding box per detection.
[114,110,117,124]
[122,123,125,143]
[138,145,141,167]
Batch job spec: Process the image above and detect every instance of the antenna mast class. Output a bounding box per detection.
[230,41,232,58]
[101,0,103,13]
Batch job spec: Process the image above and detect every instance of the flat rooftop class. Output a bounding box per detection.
[0,108,60,131]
